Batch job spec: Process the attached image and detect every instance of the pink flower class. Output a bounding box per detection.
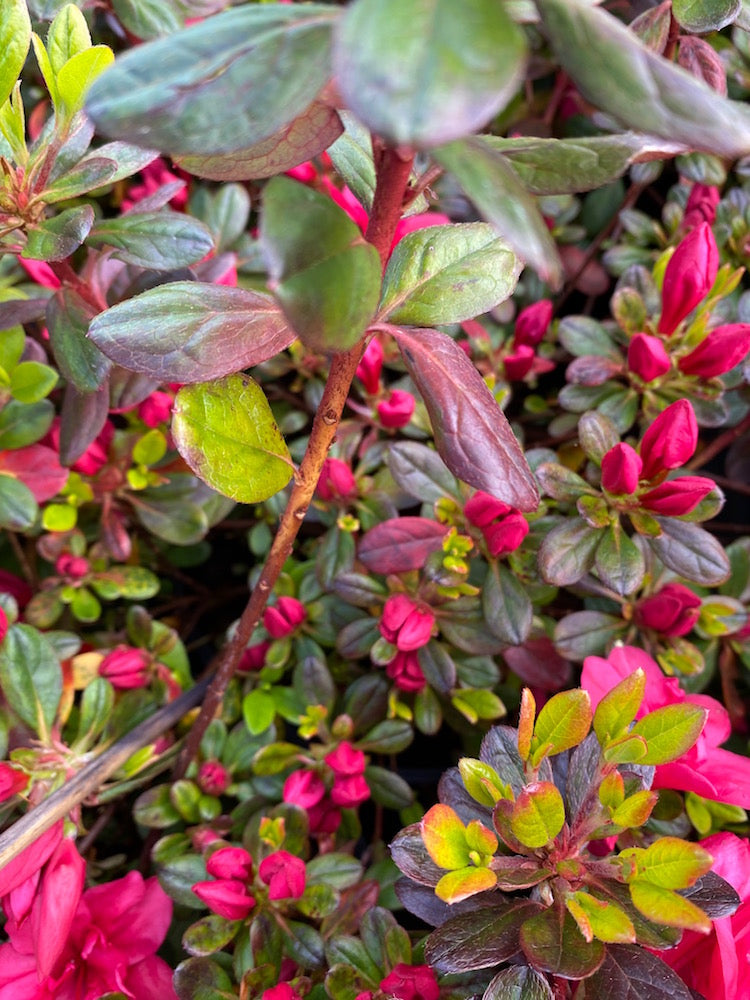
[503,344,535,381]
[325,741,366,777]
[259,850,306,900]
[0,822,63,902]
[386,650,427,692]
[658,222,719,334]
[237,642,270,672]
[46,418,115,476]
[122,157,187,212]
[0,445,68,502]
[0,762,27,802]
[513,300,553,348]
[627,333,671,382]
[198,761,229,796]
[263,596,306,638]
[330,774,370,808]
[634,583,702,637]
[0,569,32,608]
[55,555,90,579]
[601,443,642,495]
[262,985,303,1000]
[0,608,8,645]
[356,337,384,394]
[378,389,415,428]
[683,183,721,229]
[380,594,435,651]
[379,963,440,1000]
[18,258,61,289]
[678,324,750,378]
[98,646,151,689]
[581,646,750,806]
[465,493,513,527]
[465,491,528,558]
[658,832,750,1000]
[206,847,253,881]
[639,475,715,516]
[317,457,357,501]
[639,399,698,480]
[192,878,255,920]
[137,391,173,428]
[283,769,326,809]
[307,799,342,835]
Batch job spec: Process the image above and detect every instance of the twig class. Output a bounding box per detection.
[686,410,750,472]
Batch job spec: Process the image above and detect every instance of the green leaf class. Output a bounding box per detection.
[672,0,741,32]
[631,703,706,765]
[176,102,343,181]
[421,803,471,869]
[40,157,117,203]
[648,518,731,586]
[532,689,592,763]
[484,967,554,1000]
[86,6,338,155]
[378,223,521,327]
[416,640,456,695]
[364,765,414,809]
[629,880,711,932]
[47,4,91,76]
[575,944,696,1000]
[172,957,235,1000]
[87,212,214,270]
[390,327,539,510]
[566,892,636,944]
[483,562,533,646]
[22,205,95,262]
[171,375,292,503]
[334,0,526,148]
[424,901,542,973]
[46,287,112,393]
[0,475,38,530]
[261,176,381,352]
[31,33,58,106]
[182,914,240,958]
[594,523,645,596]
[435,866,497,903]
[451,688,506,724]
[593,668,646,746]
[458,758,508,807]
[0,0,31,109]
[519,906,605,979]
[538,517,602,586]
[56,45,114,119]
[327,111,376,211]
[75,676,115,751]
[434,137,562,288]
[553,611,626,662]
[111,0,185,40]
[0,399,54,449]
[628,837,713,890]
[510,781,566,848]
[0,624,62,740]
[610,790,658,829]
[88,283,294,384]
[9,361,58,403]
[242,689,277,735]
[387,441,461,504]
[536,0,750,160]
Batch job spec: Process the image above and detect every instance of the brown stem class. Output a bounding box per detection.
[172,146,415,779]
[663,11,681,62]
[685,410,750,472]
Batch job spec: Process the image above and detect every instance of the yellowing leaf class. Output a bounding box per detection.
[629,880,712,933]
[531,688,592,765]
[593,668,646,746]
[510,781,565,849]
[435,865,497,903]
[634,837,714,890]
[421,803,471,870]
[610,790,658,829]
[567,892,636,944]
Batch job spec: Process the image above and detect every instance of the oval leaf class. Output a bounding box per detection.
[0,624,62,740]
[358,517,448,574]
[87,211,214,270]
[630,704,706,765]
[510,781,566,849]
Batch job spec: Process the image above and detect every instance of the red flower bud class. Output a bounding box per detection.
[379,594,435,651]
[283,769,326,809]
[307,799,342,834]
[325,741,365,777]
[330,773,370,808]
[55,555,90,579]
[627,333,671,382]
[484,512,529,557]
[678,323,750,378]
[380,963,440,1000]
[683,183,720,229]
[192,878,255,920]
[316,457,357,501]
[259,850,306,899]
[639,475,715,516]
[386,650,427,692]
[263,596,306,638]
[639,399,698,479]
[658,222,718,334]
[206,846,253,881]
[98,646,150,689]
[262,985,303,1000]
[634,583,701,636]
[378,389,415,428]
[601,443,643,495]
[513,299,553,348]
[464,492,512,528]
[503,344,535,381]
[0,607,7,644]
[237,642,270,672]
[137,391,173,428]
[0,762,28,802]
[356,337,384,394]
[198,760,230,796]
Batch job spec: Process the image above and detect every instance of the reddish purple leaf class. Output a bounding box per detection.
[390,327,539,510]
[358,517,449,573]
[0,445,68,501]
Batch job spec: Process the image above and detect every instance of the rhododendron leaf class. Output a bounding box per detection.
[0,475,37,530]
[334,0,526,148]
[602,733,649,765]
[421,804,471,869]
[452,688,506,724]
[183,913,241,957]
[358,517,449,574]
[387,441,462,504]
[434,138,562,287]
[365,765,414,809]
[520,906,606,979]
[610,790,658,828]
[22,205,94,262]
[532,689,592,763]
[493,857,554,892]
[327,111,376,210]
[510,781,566,849]
[40,155,117,203]
[629,880,711,932]
[9,361,58,403]
[47,287,111,393]
[574,944,696,1000]
[648,518,731,586]
[1,3,30,109]
[75,676,115,751]
[630,704,706,765]
[517,688,535,763]
[89,283,294,383]
[594,523,646,596]
[175,102,343,180]
[86,6,338,155]
[435,865,497,903]
[567,892,636,944]
[109,0,184,41]
[538,518,603,585]
[458,758,508,806]
[390,327,539,510]
[672,0,741,32]
[242,689,276,736]
[261,176,381,352]
[424,901,542,972]
[0,624,62,740]
[172,956,236,999]
[417,640,457,695]
[378,223,521,326]
[681,871,740,918]
[536,0,750,159]
[56,44,114,119]
[171,375,292,503]
[483,562,533,646]
[629,837,713,890]
[484,966,554,1000]
[593,669,646,746]
[87,211,214,270]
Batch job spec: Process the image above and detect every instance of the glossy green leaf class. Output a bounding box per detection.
[87,211,214,270]
[566,892,636,944]
[261,176,381,352]
[594,522,646,596]
[327,111,376,211]
[88,283,294,383]
[171,374,293,503]
[182,914,240,958]
[0,0,31,109]
[111,0,184,40]
[47,4,91,76]
[484,966,554,1000]
[482,562,533,646]
[532,689,592,762]
[553,611,626,662]
[0,399,54,449]
[630,703,706,765]
[0,624,62,740]
[458,758,508,807]
[57,45,114,119]
[378,223,521,326]
[390,327,539,510]
[417,640,456,694]
[0,475,38,531]
[593,668,646,746]
[41,157,118,203]
[520,906,605,979]
[242,689,277,735]
[424,901,542,973]
[575,944,695,1000]
[75,676,115,751]
[86,6,338,155]
[364,765,414,809]
[648,518,731,586]
[9,361,58,403]
[510,781,566,848]
[451,687,506,723]
[536,0,750,160]
[434,138,562,287]
[602,733,649,765]
[22,205,95,262]
[47,287,112,393]
[334,0,526,148]
[172,957,235,1000]
[610,790,658,829]
[538,518,603,586]
[628,837,713,890]
[629,880,711,932]
[673,0,741,31]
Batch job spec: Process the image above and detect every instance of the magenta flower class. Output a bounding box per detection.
[386,650,427,693]
[237,642,270,672]
[262,985,303,1000]
[513,299,553,348]
[634,583,702,637]
[263,596,306,638]
[658,221,719,334]
[601,443,643,495]
[379,963,440,1000]
[205,847,253,881]
[197,760,229,796]
[627,332,671,382]
[356,336,384,394]
[638,399,698,480]
[325,742,370,808]
[639,475,715,516]
[259,850,306,900]
[503,344,535,381]
[316,457,357,501]
[378,389,415,428]
[283,768,326,809]
[379,594,435,651]
[683,183,720,229]
[98,646,151,689]
[0,762,27,802]
[192,878,255,920]
[137,391,174,428]
[678,323,750,378]
[465,491,529,558]
[581,646,750,806]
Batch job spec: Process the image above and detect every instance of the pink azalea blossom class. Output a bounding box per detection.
[581,646,750,806]
[205,847,252,881]
[658,222,718,335]
[316,457,357,501]
[262,985,302,1000]
[386,650,427,692]
[263,596,306,638]
[380,594,435,651]
[379,963,440,1000]
[191,878,255,920]
[258,850,306,900]
[378,389,415,428]
[0,762,27,801]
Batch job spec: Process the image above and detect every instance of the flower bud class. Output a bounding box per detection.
[601,443,642,495]
[316,457,357,501]
[379,594,435,651]
[0,607,8,645]
[484,512,529,558]
[380,963,440,1000]
[639,399,698,480]
[634,583,701,636]
[55,555,90,579]
[283,769,326,809]
[192,878,255,920]
[98,646,150,689]
[639,475,715,516]
[237,642,269,672]
[678,324,750,378]
[198,760,230,797]
[206,846,253,881]
[503,344,535,381]
[356,337,384,394]
[262,985,303,1000]
[386,650,427,692]
[307,799,342,835]
[378,389,415,428]
[325,741,365,777]
[330,773,370,808]
[683,183,720,229]
[263,596,306,639]
[513,300,553,348]
[137,391,173,428]
[627,333,671,382]
[0,762,28,803]
[658,222,718,334]
[259,850,306,899]
[464,492,512,528]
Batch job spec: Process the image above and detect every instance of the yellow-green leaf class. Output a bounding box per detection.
[435,865,497,903]
[0,0,31,109]
[632,837,714,890]
[458,758,509,806]
[631,703,706,765]
[629,880,711,933]
[47,4,92,76]
[610,790,658,829]
[510,781,565,849]
[421,803,471,870]
[531,688,592,765]
[567,892,636,944]
[56,45,114,119]
[593,668,646,746]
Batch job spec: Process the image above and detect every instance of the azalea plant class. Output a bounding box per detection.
[2,1,750,999]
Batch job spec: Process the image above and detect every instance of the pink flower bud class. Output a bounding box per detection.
[639,399,698,480]
[639,475,715,516]
[503,344,535,381]
[325,741,365,777]
[464,492,512,528]
[55,555,90,579]
[137,391,173,428]
[380,963,440,1000]
[601,443,643,495]
[98,646,150,689]
[0,607,8,644]
[386,650,427,692]
[198,760,229,796]
[286,161,317,183]
[206,846,253,881]
[263,596,306,638]
[259,850,306,899]
[634,583,701,636]
[658,222,718,334]
[379,594,435,651]
[0,762,28,802]
[378,389,415,428]
[262,985,303,1000]
[627,333,671,382]
[330,773,370,808]
[514,299,553,348]
[237,642,269,672]
[683,183,720,229]
[307,799,342,834]
[678,324,750,378]
[283,769,326,809]
[356,337,384,394]
[192,879,255,920]
[484,512,529,558]
[317,457,357,501]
